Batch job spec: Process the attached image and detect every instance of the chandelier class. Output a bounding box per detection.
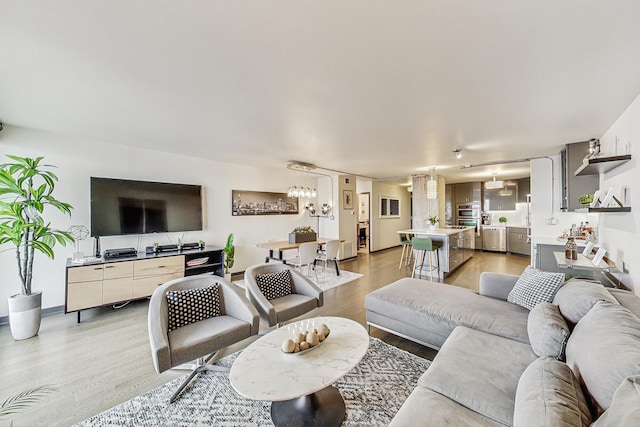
[287,186,317,198]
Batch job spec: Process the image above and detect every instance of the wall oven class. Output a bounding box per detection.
[457,203,481,219]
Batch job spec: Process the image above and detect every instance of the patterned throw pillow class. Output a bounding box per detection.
[507,265,564,311]
[166,285,221,331]
[255,270,293,301]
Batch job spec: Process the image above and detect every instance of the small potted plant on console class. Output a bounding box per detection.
[428,216,439,230]
[288,226,317,243]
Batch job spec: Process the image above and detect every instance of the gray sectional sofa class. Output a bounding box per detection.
[365,273,640,426]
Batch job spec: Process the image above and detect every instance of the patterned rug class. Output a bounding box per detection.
[76,337,429,426]
[235,269,364,292]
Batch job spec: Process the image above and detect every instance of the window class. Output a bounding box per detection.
[380,196,400,218]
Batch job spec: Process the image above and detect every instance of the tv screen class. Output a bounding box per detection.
[90,177,203,237]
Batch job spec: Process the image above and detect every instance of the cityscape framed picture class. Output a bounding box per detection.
[232,190,298,216]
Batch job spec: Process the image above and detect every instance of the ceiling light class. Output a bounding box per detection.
[499,189,513,196]
[453,149,462,159]
[484,174,504,189]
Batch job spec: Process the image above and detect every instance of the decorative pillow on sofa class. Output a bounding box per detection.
[592,374,640,426]
[528,302,570,360]
[256,269,293,301]
[166,284,221,331]
[552,279,619,325]
[514,357,592,427]
[507,266,564,311]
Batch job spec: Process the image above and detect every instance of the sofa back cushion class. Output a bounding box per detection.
[514,357,591,427]
[565,301,640,415]
[507,266,564,311]
[528,302,570,360]
[592,374,640,426]
[552,279,618,325]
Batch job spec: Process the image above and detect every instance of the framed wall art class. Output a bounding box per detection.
[343,190,354,209]
[232,190,299,216]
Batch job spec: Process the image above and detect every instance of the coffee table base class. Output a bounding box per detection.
[270,385,346,427]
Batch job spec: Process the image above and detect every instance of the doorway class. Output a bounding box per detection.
[357,193,370,253]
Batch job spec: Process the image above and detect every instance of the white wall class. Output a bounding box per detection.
[0,126,318,316]
[599,92,640,293]
[369,182,411,252]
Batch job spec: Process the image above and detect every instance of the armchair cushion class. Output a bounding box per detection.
[166,284,221,331]
[256,269,293,301]
[507,266,564,311]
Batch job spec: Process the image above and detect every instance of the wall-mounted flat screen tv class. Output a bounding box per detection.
[90,177,203,237]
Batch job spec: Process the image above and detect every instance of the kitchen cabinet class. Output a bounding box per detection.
[507,227,530,256]
[484,183,516,210]
[561,142,598,212]
[517,178,530,203]
[454,182,481,203]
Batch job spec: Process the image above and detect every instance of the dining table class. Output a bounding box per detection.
[256,238,338,265]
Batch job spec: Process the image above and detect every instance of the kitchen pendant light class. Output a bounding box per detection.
[426,169,437,199]
[485,174,504,190]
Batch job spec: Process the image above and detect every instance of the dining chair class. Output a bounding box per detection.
[287,241,319,282]
[314,239,341,278]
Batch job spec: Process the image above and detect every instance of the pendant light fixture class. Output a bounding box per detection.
[426,168,437,199]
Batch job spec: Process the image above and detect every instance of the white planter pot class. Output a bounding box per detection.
[224,273,232,282]
[8,291,42,341]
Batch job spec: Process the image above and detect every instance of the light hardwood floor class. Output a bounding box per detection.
[0,248,529,426]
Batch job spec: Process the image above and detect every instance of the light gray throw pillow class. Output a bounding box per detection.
[592,374,640,426]
[507,266,564,311]
[528,302,570,360]
[552,279,618,325]
[514,357,591,427]
[565,301,640,414]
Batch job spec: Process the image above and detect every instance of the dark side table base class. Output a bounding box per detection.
[271,385,345,427]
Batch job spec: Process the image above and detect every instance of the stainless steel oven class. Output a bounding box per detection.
[458,219,480,236]
[457,203,481,219]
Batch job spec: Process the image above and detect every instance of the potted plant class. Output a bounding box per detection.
[288,226,317,243]
[428,216,439,230]
[223,233,234,280]
[499,216,507,224]
[0,155,74,340]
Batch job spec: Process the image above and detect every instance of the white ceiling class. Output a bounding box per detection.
[2,1,640,184]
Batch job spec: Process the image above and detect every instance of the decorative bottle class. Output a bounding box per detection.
[565,237,578,260]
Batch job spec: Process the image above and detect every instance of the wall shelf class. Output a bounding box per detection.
[574,154,632,176]
[575,207,631,213]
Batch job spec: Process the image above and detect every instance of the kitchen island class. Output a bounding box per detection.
[397,226,475,279]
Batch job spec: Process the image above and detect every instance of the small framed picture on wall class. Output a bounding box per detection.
[343,190,353,209]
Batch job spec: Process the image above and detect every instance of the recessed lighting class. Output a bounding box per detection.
[453,149,462,159]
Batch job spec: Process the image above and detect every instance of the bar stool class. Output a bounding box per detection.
[398,233,414,269]
[411,237,441,280]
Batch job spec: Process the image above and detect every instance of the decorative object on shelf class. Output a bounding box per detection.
[198,239,205,250]
[485,173,504,190]
[564,237,578,260]
[0,155,74,340]
[223,233,235,277]
[67,225,89,261]
[288,226,317,243]
[176,238,183,252]
[426,168,437,199]
[592,247,606,267]
[186,257,209,267]
[499,216,507,224]
[152,242,159,254]
[579,194,594,206]
[232,190,298,216]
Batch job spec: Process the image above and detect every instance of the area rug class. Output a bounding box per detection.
[76,337,429,426]
[235,269,364,292]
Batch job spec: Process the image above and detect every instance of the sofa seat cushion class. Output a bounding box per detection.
[390,386,506,427]
[552,279,619,325]
[592,374,640,426]
[527,302,570,360]
[514,357,591,427]
[565,301,640,414]
[418,326,537,426]
[365,278,530,349]
[168,315,251,367]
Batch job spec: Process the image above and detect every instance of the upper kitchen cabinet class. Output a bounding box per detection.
[454,182,481,203]
[561,141,598,211]
[517,177,530,203]
[484,182,516,211]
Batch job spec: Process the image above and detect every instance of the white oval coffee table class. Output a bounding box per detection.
[230,316,369,426]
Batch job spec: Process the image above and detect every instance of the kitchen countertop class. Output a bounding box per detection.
[397,226,474,236]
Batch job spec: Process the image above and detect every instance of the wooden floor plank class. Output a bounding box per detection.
[0,248,529,426]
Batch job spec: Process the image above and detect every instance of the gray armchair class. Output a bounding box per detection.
[148,274,259,403]
[244,263,324,329]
